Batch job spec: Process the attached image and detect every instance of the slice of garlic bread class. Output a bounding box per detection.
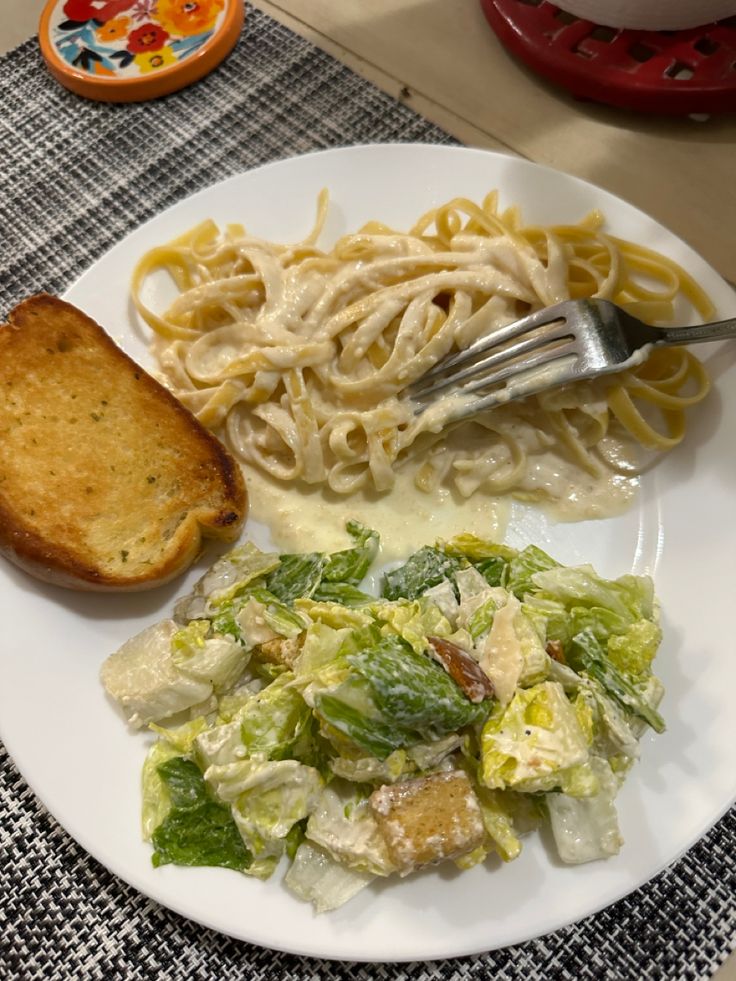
[0,294,247,591]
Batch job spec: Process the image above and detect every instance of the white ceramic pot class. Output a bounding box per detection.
[552,0,736,30]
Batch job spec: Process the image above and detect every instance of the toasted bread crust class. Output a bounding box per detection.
[0,294,248,591]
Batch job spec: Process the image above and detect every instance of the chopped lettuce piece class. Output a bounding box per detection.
[151,758,252,872]
[232,590,307,649]
[422,579,460,624]
[194,718,246,770]
[321,520,380,585]
[305,623,489,759]
[239,674,310,760]
[306,782,395,875]
[506,545,560,598]
[373,599,454,655]
[474,556,509,588]
[142,740,185,840]
[294,600,373,631]
[172,626,248,692]
[569,630,665,733]
[474,786,523,862]
[316,691,414,759]
[175,543,281,620]
[294,622,355,703]
[406,733,465,771]
[455,565,498,604]
[381,546,465,601]
[547,756,623,863]
[607,620,662,678]
[481,681,590,793]
[101,620,212,728]
[347,630,490,736]
[285,841,374,912]
[265,553,326,604]
[331,749,409,784]
[250,589,308,638]
[532,565,654,623]
[311,582,374,606]
[443,534,516,562]
[467,596,499,642]
[205,758,323,868]
[144,719,212,830]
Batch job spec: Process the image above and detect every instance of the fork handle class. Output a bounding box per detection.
[654,318,736,346]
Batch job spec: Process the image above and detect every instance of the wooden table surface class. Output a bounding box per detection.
[2,2,734,977]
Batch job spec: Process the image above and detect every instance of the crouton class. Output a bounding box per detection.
[369,770,484,874]
[257,633,304,669]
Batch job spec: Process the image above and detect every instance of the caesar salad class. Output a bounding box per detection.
[101,523,665,912]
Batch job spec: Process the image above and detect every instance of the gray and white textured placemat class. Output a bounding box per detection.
[0,7,734,979]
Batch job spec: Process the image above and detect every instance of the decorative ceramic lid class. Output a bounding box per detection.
[39,0,244,102]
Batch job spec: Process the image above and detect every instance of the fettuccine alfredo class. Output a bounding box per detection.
[132,192,712,516]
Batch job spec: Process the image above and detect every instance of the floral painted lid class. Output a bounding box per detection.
[39,0,244,101]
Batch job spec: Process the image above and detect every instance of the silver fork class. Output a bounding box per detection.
[408,298,736,423]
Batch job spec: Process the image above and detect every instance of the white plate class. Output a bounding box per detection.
[2,145,735,963]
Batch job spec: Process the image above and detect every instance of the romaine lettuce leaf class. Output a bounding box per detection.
[175,542,281,620]
[101,620,212,728]
[285,841,374,912]
[142,740,184,840]
[239,674,310,760]
[381,546,465,601]
[473,785,533,862]
[306,782,395,875]
[316,690,414,759]
[569,629,665,733]
[311,582,374,606]
[172,626,248,692]
[422,580,460,624]
[532,566,654,623]
[205,758,323,868]
[144,719,214,832]
[481,681,591,793]
[373,599,454,654]
[347,629,490,736]
[474,556,509,588]
[265,553,326,604]
[294,622,356,701]
[443,534,516,563]
[606,620,662,678]
[330,748,409,784]
[194,718,245,770]
[151,758,252,872]
[506,545,561,599]
[321,520,379,585]
[547,756,623,863]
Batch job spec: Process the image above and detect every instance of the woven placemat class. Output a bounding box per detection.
[0,7,734,979]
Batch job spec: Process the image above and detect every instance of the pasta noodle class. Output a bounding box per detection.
[132,192,713,509]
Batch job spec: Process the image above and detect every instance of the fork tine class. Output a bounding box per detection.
[410,299,573,391]
[410,319,575,402]
[423,349,578,424]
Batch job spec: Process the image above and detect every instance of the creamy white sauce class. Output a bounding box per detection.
[517,454,638,521]
[245,434,638,556]
[245,467,510,561]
